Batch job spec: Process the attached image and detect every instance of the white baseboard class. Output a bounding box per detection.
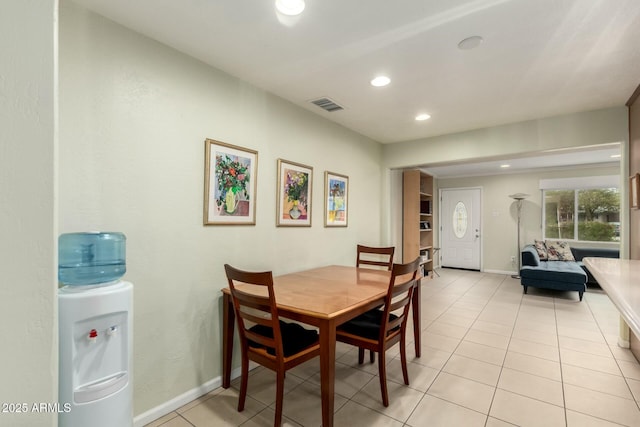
[618,338,630,349]
[133,366,242,427]
[484,269,518,276]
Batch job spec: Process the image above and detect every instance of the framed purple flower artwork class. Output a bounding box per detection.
[277,159,313,227]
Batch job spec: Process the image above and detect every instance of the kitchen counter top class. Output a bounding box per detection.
[583,257,640,340]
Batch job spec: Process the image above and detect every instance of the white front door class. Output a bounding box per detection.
[440,188,481,270]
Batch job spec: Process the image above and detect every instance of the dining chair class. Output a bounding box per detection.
[224,264,321,427]
[356,244,395,270]
[336,257,421,407]
[356,244,396,362]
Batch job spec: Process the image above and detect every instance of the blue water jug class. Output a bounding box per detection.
[58,232,126,285]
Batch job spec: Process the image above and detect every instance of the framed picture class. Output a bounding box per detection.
[277,159,312,227]
[324,171,348,227]
[204,139,258,225]
[631,173,640,209]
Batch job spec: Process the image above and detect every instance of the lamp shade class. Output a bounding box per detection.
[509,193,530,200]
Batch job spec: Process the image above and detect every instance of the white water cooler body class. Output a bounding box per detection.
[58,280,133,427]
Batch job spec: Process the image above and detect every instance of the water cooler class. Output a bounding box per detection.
[58,232,133,427]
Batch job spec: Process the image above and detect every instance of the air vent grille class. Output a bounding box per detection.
[310,97,344,112]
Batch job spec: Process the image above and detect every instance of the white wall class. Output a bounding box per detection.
[59,1,383,417]
[0,1,58,426]
[437,165,621,273]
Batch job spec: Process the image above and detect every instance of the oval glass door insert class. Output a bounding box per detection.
[452,201,468,238]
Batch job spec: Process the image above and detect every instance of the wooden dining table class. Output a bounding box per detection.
[221,265,422,427]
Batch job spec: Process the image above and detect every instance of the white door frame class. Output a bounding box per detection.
[439,186,483,271]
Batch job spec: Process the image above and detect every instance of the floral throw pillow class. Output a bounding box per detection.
[545,240,575,261]
[534,240,548,261]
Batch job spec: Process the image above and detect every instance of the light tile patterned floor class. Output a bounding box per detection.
[145,269,640,427]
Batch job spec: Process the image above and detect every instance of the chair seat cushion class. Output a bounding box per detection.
[249,321,318,357]
[338,309,399,340]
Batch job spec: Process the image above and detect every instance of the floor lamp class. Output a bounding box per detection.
[509,193,530,279]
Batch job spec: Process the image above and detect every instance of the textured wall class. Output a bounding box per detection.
[0,1,58,426]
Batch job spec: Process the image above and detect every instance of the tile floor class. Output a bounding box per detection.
[145,269,640,427]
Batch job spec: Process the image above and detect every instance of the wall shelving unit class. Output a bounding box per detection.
[403,170,434,277]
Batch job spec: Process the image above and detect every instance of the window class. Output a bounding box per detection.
[452,201,468,238]
[543,187,620,242]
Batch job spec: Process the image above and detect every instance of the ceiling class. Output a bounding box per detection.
[71,0,638,174]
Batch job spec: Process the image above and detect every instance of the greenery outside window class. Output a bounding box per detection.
[543,188,620,242]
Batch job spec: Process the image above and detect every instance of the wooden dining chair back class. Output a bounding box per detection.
[224,264,320,427]
[356,244,395,271]
[336,257,421,407]
[355,244,396,362]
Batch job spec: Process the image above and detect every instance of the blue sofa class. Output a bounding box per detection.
[520,244,619,301]
[570,246,620,285]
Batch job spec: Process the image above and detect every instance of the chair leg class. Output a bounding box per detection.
[370,349,375,363]
[358,347,365,364]
[377,350,389,407]
[400,335,409,385]
[274,370,285,427]
[238,354,249,412]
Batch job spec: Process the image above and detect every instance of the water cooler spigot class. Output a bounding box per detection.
[88,329,98,343]
[107,326,118,337]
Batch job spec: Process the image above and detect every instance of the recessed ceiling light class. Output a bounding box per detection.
[370,76,390,87]
[500,164,511,168]
[275,0,305,16]
[611,154,621,158]
[415,113,431,121]
[458,36,484,50]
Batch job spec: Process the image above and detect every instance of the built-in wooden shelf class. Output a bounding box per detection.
[403,170,434,277]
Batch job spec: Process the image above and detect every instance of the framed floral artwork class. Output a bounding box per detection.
[324,171,348,227]
[277,159,312,227]
[204,139,258,225]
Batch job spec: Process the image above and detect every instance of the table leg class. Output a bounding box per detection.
[412,278,421,357]
[619,315,631,348]
[319,319,336,427]
[222,292,234,388]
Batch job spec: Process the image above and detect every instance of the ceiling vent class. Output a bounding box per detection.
[310,97,344,112]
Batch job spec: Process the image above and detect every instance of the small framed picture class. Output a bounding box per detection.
[324,171,348,227]
[204,139,258,225]
[277,159,313,227]
[631,173,640,209]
